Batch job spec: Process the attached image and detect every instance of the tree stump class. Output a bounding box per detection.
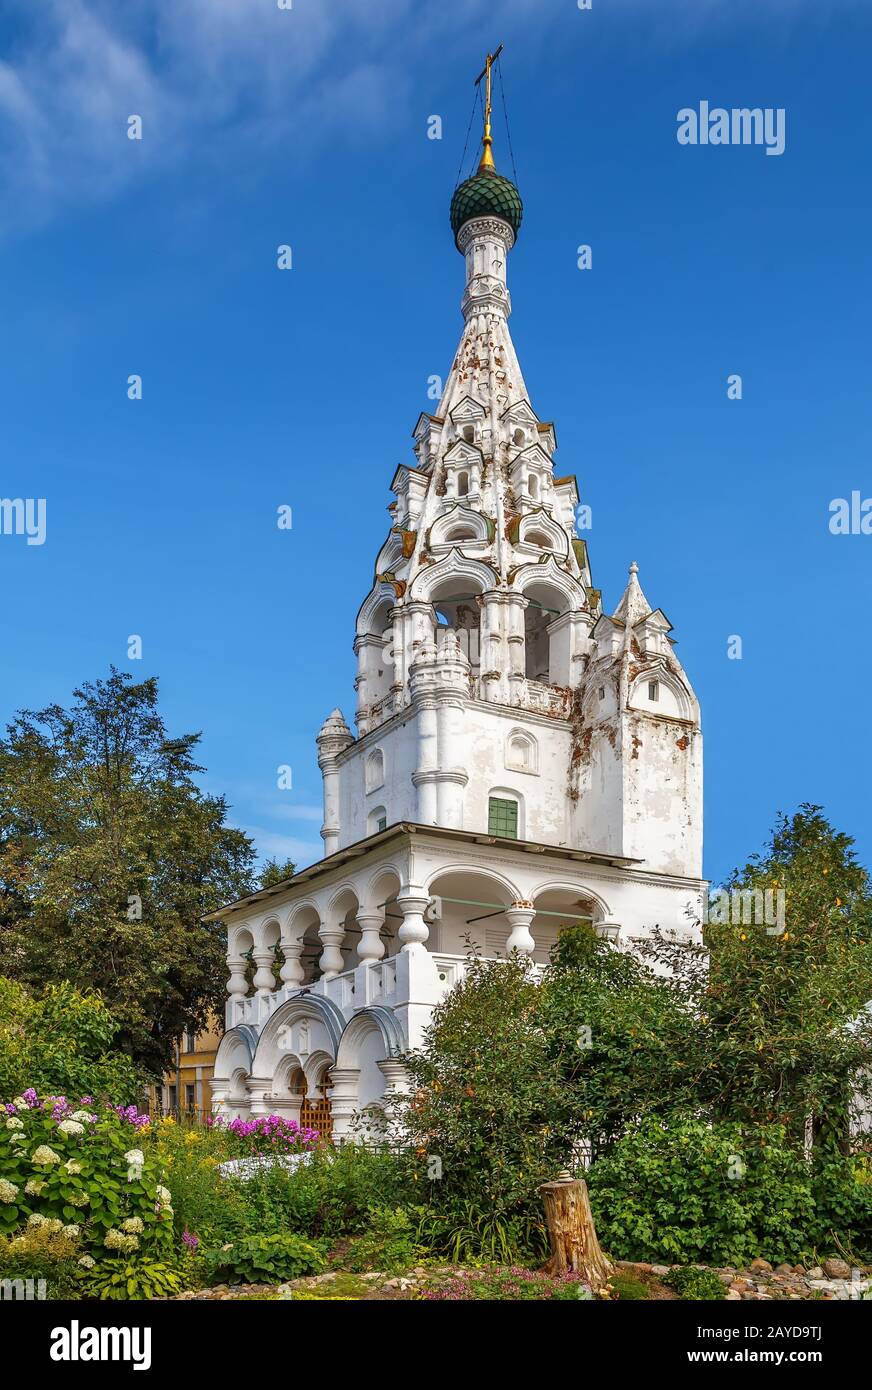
[539,1175,613,1289]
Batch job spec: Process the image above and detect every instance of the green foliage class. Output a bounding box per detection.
[342,1206,424,1273]
[608,1271,650,1300]
[0,1222,82,1298]
[0,977,142,1104]
[541,923,700,1159]
[664,1266,726,1301]
[696,806,872,1139]
[391,953,569,1259]
[0,1096,174,1259]
[258,857,297,889]
[205,1232,327,1284]
[77,1258,187,1301]
[155,1129,415,1258]
[416,1200,546,1266]
[587,1114,820,1267]
[0,668,256,1076]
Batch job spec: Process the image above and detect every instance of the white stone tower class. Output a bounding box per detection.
[209,59,705,1130]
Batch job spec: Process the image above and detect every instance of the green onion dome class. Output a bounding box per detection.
[449,167,523,248]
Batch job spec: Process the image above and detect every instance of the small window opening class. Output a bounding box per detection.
[648,680,659,701]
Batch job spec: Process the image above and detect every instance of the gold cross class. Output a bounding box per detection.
[474,44,503,171]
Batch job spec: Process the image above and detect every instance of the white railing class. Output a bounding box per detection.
[226,949,548,1031]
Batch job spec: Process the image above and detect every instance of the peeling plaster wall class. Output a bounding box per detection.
[621,715,703,877]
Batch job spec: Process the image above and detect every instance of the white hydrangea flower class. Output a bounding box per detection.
[62,1224,80,1239]
[65,1160,82,1175]
[123,1149,145,1168]
[27,1212,46,1227]
[121,1217,144,1234]
[121,1234,140,1253]
[68,1190,90,1207]
[156,1185,171,1206]
[70,1110,96,1124]
[24,1179,45,1196]
[57,1119,85,1138]
[45,1218,64,1234]
[11,1097,27,1109]
[0,1179,20,1203]
[5,1117,24,1130]
[10,1132,27,1146]
[104,1228,125,1250]
[78,1254,95,1269]
[32,1145,61,1166]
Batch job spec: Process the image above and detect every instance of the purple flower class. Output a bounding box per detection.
[182,1229,200,1251]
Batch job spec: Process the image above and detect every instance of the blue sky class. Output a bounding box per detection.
[0,0,870,885]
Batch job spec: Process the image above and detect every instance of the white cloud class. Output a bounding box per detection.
[3,0,845,234]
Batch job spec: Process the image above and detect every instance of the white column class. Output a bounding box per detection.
[396,888,430,952]
[507,593,528,697]
[252,949,276,995]
[328,1067,361,1142]
[226,954,248,1000]
[356,909,386,964]
[412,697,439,824]
[505,903,536,956]
[318,918,346,980]
[279,929,305,987]
[480,591,505,702]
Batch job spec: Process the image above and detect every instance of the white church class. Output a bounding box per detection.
[209,68,705,1137]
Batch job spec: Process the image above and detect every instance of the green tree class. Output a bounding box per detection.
[0,668,256,1077]
[540,923,701,1160]
[259,857,297,889]
[696,805,872,1145]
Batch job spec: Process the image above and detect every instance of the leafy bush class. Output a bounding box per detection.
[0,978,142,1105]
[343,1206,423,1273]
[205,1232,327,1285]
[665,1266,725,1301]
[392,954,571,1260]
[588,1114,818,1267]
[0,1221,82,1298]
[77,1258,187,1300]
[416,1200,546,1266]
[0,1091,173,1260]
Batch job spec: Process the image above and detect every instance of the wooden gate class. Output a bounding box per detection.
[300,1074,332,1142]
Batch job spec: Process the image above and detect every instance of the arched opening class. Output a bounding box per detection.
[513,427,526,447]
[457,470,470,497]
[367,804,388,836]
[300,1061,333,1139]
[528,474,539,500]
[462,425,475,443]
[361,596,395,714]
[432,579,481,679]
[425,867,517,957]
[292,907,322,986]
[328,887,361,973]
[229,926,257,998]
[444,525,477,543]
[526,529,552,549]
[366,866,403,960]
[523,581,571,685]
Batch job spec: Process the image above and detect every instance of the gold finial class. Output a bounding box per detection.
[474,44,503,172]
